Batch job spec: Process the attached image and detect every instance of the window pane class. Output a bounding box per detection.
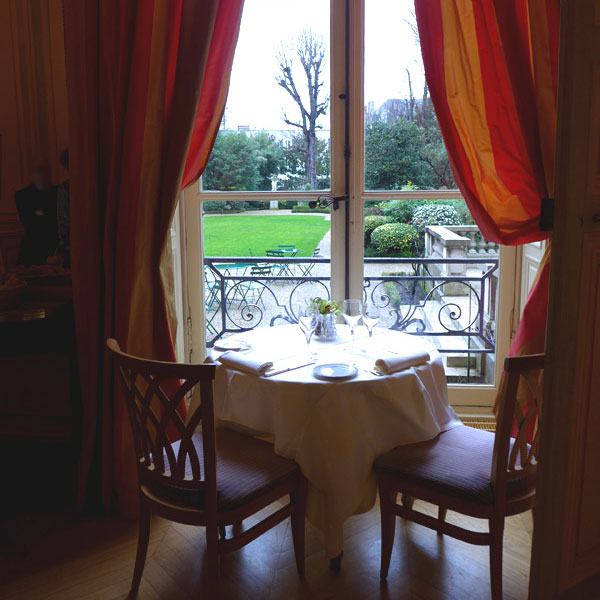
[203,0,331,192]
[202,201,332,346]
[362,200,499,385]
[364,1,455,191]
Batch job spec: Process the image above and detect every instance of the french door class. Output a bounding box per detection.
[180,0,516,409]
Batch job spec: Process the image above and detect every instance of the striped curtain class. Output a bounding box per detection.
[414,0,559,360]
[64,0,244,513]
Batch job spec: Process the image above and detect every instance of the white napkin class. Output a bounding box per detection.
[374,348,430,374]
[218,351,273,376]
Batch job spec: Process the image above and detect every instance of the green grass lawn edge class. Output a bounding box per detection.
[203,214,330,257]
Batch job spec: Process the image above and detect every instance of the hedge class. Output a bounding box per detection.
[364,215,391,246]
[411,203,462,231]
[370,222,419,257]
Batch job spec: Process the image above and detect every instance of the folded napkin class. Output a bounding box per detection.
[374,348,430,374]
[218,351,273,376]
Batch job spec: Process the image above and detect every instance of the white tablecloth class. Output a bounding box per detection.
[211,325,460,557]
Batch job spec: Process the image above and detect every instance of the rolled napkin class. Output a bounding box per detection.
[218,350,273,376]
[374,348,430,374]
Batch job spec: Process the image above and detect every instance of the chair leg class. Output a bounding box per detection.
[379,482,397,580]
[290,476,308,579]
[205,523,220,589]
[130,499,151,597]
[489,517,505,600]
[437,506,447,534]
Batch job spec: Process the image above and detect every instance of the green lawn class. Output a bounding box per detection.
[203,214,330,257]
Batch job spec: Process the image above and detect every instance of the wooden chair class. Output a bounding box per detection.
[374,354,544,600]
[106,339,307,596]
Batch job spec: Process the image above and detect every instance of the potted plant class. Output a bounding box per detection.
[310,297,341,340]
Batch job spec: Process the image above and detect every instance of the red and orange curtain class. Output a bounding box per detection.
[64,0,243,512]
[414,0,559,359]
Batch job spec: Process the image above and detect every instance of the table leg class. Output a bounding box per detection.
[329,551,343,572]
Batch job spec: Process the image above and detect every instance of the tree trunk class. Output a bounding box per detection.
[306,129,317,189]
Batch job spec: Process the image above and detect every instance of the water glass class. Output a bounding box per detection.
[296,304,317,356]
[342,299,363,339]
[362,302,380,337]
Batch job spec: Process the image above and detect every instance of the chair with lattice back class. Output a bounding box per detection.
[106,339,307,596]
[374,354,544,600]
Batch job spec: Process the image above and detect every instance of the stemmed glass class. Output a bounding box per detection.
[362,302,380,337]
[296,303,317,357]
[342,299,363,344]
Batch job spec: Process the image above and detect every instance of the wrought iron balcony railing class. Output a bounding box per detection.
[203,256,498,383]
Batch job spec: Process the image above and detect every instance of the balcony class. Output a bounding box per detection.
[203,233,498,383]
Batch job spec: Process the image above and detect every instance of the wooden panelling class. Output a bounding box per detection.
[531,0,600,596]
[589,66,600,197]
[561,232,600,583]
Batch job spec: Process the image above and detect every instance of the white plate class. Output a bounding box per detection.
[313,363,358,381]
[213,339,251,352]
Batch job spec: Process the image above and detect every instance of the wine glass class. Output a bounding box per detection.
[296,303,317,357]
[342,299,363,342]
[362,302,380,337]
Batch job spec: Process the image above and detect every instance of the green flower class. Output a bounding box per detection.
[310,297,341,315]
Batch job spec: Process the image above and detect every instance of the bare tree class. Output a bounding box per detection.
[406,69,415,121]
[404,9,420,46]
[276,30,328,189]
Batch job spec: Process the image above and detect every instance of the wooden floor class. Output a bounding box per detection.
[0,499,533,600]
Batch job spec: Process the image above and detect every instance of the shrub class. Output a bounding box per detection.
[277,200,298,209]
[411,203,461,231]
[364,215,391,246]
[380,199,421,224]
[244,200,271,211]
[202,201,244,214]
[370,223,419,257]
[364,201,383,216]
[381,271,413,309]
[444,199,475,225]
[291,204,330,214]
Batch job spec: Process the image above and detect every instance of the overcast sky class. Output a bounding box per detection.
[223,0,425,133]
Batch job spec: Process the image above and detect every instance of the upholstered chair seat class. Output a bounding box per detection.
[375,425,536,507]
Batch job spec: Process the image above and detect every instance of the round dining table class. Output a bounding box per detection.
[210,324,461,562]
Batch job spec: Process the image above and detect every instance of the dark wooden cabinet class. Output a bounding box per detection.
[0,301,78,441]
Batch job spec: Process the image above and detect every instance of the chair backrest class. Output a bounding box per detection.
[491,354,544,503]
[106,339,218,509]
[266,249,284,257]
[204,266,217,285]
[250,264,272,276]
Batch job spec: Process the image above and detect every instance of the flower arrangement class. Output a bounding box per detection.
[310,297,341,315]
[309,297,340,340]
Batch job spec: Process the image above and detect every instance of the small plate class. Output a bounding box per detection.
[313,363,358,382]
[213,339,251,352]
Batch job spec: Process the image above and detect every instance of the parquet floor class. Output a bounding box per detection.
[0,500,533,600]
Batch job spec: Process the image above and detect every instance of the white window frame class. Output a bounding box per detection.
[178,0,517,410]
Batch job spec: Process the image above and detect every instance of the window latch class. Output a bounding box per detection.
[309,194,349,211]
